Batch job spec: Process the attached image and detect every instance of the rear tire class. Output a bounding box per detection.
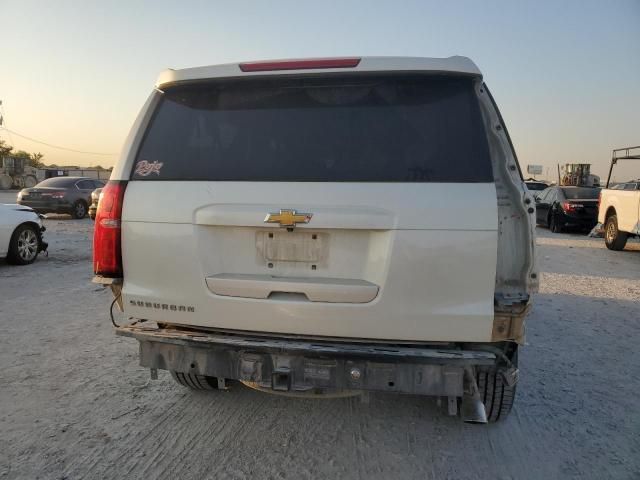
[23,175,37,188]
[71,200,87,219]
[476,351,518,423]
[0,174,12,190]
[170,371,219,390]
[549,213,562,233]
[604,214,627,251]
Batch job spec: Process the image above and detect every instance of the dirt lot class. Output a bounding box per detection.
[1,190,639,480]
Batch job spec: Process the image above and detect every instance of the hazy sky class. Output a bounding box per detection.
[1,0,639,181]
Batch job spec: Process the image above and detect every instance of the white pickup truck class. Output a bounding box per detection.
[93,56,537,423]
[598,180,640,250]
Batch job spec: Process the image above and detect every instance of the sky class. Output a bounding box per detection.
[1,0,639,182]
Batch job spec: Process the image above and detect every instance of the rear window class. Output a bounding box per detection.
[134,75,493,182]
[526,182,548,191]
[561,187,601,199]
[36,177,75,188]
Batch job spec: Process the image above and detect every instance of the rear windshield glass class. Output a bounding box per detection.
[561,187,601,199]
[526,182,548,191]
[36,177,76,188]
[134,75,493,182]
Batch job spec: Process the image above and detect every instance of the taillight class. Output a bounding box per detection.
[93,180,127,277]
[561,202,583,212]
[239,57,361,72]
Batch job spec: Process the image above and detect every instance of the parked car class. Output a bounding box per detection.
[535,186,601,232]
[598,180,640,250]
[93,56,537,423]
[0,203,48,265]
[17,177,105,219]
[525,180,549,192]
[89,187,103,220]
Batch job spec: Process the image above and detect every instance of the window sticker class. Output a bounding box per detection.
[135,160,163,177]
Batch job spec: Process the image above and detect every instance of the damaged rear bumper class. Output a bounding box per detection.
[116,323,497,398]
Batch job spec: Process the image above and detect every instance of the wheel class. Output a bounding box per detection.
[549,213,562,233]
[604,214,627,251]
[476,350,518,423]
[170,371,220,390]
[71,200,87,219]
[23,175,37,188]
[0,174,12,190]
[6,224,41,265]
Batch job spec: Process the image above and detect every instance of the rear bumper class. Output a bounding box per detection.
[18,200,72,214]
[117,323,497,397]
[558,212,598,229]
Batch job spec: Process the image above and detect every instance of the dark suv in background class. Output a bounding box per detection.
[17,177,105,219]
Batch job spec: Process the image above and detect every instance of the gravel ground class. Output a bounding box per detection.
[1,190,639,480]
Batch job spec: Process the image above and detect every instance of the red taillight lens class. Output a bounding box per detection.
[239,57,361,72]
[561,202,582,212]
[93,181,126,277]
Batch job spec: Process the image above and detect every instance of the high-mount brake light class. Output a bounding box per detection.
[239,58,361,72]
[93,181,127,277]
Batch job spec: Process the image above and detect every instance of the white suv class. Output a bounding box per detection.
[94,57,536,423]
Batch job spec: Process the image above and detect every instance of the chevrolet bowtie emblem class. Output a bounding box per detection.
[264,209,313,227]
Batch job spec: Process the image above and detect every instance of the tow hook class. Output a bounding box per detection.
[501,366,519,387]
[272,367,292,391]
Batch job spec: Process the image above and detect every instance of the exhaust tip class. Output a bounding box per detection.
[462,366,488,424]
[461,395,488,424]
